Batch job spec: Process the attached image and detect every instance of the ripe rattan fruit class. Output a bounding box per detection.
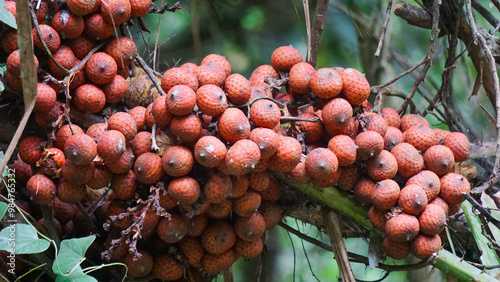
[101,0,131,24]
[223,139,261,176]
[439,172,470,205]
[406,170,441,201]
[383,237,410,260]
[355,131,384,161]
[339,68,370,105]
[157,213,188,244]
[268,136,302,172]
[162,146,194,177]
[74,84,106,113]
[288,62,315,94]
[250,99,281,129]
[26,174,56,205]
[85,52,117,85]
[51,10,84,39]
[391,142,424,178]
[201,220,236,254]
[167,176,200,205]
[225,73,251,104]
[19,136,44,165]
[105,36,137,68]
[196,84,227,116]
[271,45,302,72]
[385,213,420,243]
[305,148,338,181]
[134,152,164,184]
[309,68,342,99]
[410,234,441,259]
[64,133,97,165]
[424,145,455,176]
[217,108,251,144]
[165,85,196,116]
[418,204,446,235]
[371,179,400,210]
[398,184,428,215]
[365,149,398,181]
[443,132,471,163]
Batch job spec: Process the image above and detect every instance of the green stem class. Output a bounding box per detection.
[273,172,499,282]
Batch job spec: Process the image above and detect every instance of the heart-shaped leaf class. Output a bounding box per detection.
[0,223,50,254]
[52,235,96,275]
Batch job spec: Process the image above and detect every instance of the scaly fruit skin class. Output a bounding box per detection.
[195,62,227,86]
[152,254,183,281]
[235,237,264,259]
[130,0,151,18]
[371,179,400,210]
[391,142,424,178]
[186,213,208,237]
[355,131,384,161]
[134,152,164,184]
[353,178,376,206]
[87,166,113,189]
[223,140,261,176]
[66,0,97,16]
[201,54,231,77]
[339,68,370,105]
[202,249,239,275]
[309,68,343,99]
[429,197,449,216]
[234,212,266,241]
[203,172,232,204]
[196,84,227,116]
[248,170,270,192]
[398,184,428,215]
[86,123,107,139]
[322,98,353,131]
[297,112,324,143]
[443,132,471,162]
[32,24,61,53]
[383,237,410,260]
[162,146,194,176]
[123,250,153,278]
[57,179,87,203]
[83,13,114,40]
[35,83,57,113]
[97,130,127,161]
[336,165,359,191]
[101,0,131,25]
[217,108,251,144]
[289,62,315,94]
[404,125,435,152]
[418,204,447,235]
[156,213,188,243]
[102,74,128,103]
[74,84,106,113]
[225,73,251,104]
[48,45,77,79]
[249,64,279,88]
[7,50,38,76]
[152,95,173,126]
[168,176,200,205]
[62,160,94,185]
[166,85,196,116]
[206,199,233,219]
[385,213,420,243]
[381,107,401,128]
[287,155,310,185]
[194,136,227,168]
[360,112,388,137]
[85,52,117,85]
[106,148,134,174]
[250,99,281,129]
[384,126,404,151]
[129,106,147,131]
[439,172,471,204]
[260,201,282,229]
[268,136,302,172]
[170,114,202,143]
[365,149,398,182]
[161,67,199,93]
[305,148,338,181]
[369,206,388,232]
[433,128,451,145]
[26,174,56,205]
[230,174,250,198]
[111,170,137,200]
[178,236,205,268]
[400,114,430,132]
[108,112,137,142]
[249,128,279,159]
[424,145,455,176]
[51,10,84,39]
[201,220,236,254]
[105,36,137,68]
[271,45,302,72]
[64,133,97,165]
[233,190,261,217]
[19,136,44,165]
[410,234,442,259]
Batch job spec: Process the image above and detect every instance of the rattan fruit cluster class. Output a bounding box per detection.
[2,4,474,277]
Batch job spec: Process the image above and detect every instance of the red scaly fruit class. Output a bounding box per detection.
[105,148,134,174]
[249,128,279,159]
[371,179,400,210]
[233,190,261,217]
[419,204,446,235]
[161,67,199,93]
[288,62,315,94]
[385,213,420,243]
[1,29,18,54]
[166,85,196,116]
[309,68,342,99]
[162,146,194,177]
[443,132,471,163]
[180,62,198,73]
[400,114,430,132]
[381,107,401,128]
[355,131,384,161]
[429,197,449,216]
[305,148,338,181]
[369,206,388,232]
[157,213,188,243]
[35,83,56,113]
[134,152,164,184]
[57,179,87,203]
[201,220,236,254]
[49,197,75,224]
[26,174,56,205]
[111,170,137,200]
[86,123,107,139]
[201,54,231,77]
[328,135,357,166]
[248,170,270,192]
[7,50,38,76]
[101,0,131,24]
[410,234,441,259]
[152,95,173,126]
[87,166,113,189]
[424,145,455,176]
[398,184,428,215]
[102,74,128,103]
[152,254,183,280]
[234,212,266,242]
[64,133,97,165]
[322,98,353,131]
[170,113,202,143]
[62,160,94,185]
[158,189,178,210]
[391,142,424,178]
[107,199,133,229]
[194,136,227,168]
[235,237,264,259]
[97,130,126,161]
[204,172,232,204]
[359,112,388,137]
[206,199,233,219]
[404,125,435,152]
[250,99,281,129]
[178,236,205,268]
[196,84,228,116]
[142,206,160,232]
[168,176,200,205]
[260,201,282,229]
[287,155,310,185]
[384,126,404,151]
[353,178,376,206]
[433,128,451,145]
[365,149,398,181]
[51,10,84,39]
[406,170,441,202]
[66,0,99,16]
[339,68,370,105]
[223,139,261,176]
[271,45,302,72]
[195,62,226,87]
[108,112,137,142]
[48,45,77,79]
[249,64,279,88]
[32,24,61,53]
[202,249,238,275]
[74,84,106,113]
[129,106,147,131]
[224,73,251,105]
[130,0,151,18]
[439,172,470,205]
[83,13,114,40]
[297,112,324,143]
[186,213,208,237]
[85,52,117,85]
[19,136,45,165]
[230,174,250,198]
[258,175,280,202]
[123,250,153,278]
[268,136,302,172]
[383,237,409,260]
[336,165,359,191]
[217,108,251,144]
[105,36,137,68]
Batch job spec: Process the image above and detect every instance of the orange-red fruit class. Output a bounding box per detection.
[123,250,153,278]
[235,237,263,259]
[37,147,66,177]
[423,145,455,176]
[230,174,250,199]
[372,179,400,210]
[369,207,388,232]
[355,131,384,161]
[288,62,315,94]
[57,179,87,203]
[74,84,106,113]
[353,178,376,206]
[322,98,353,130]
[152,95,173,126]
[206,199,233,219]
[336,165,359,191]
[249,128,279,159]
[305,148,338,181]
[433,128,451,145]
[129,106,147,131]
[101,0,131,24]
[384,126,404,151]
[233,190,261,217]
[87,166,113,189]
[271,45,302,72]
[105,36,137,68]
[439,172,470,204]
[19,136,44,165]
[202,249,238,275]
[193,136,227,168]
[170,114,202,142]
[398,184,428,215]
[250,99,281,129]
[51,10,84,39]
[54,124,85,150]
[297,112,324,143]
[64,133,97,165]
[102,74,127,103]
[26,174,56,205]
[248,170,270,192]
[111,170,137,200]
[108,112,137,141]
[217,108,251,143]
[418,204,446,235]
[260,201,282,229]
[204,172,232,204]
[105,148,134,174]
[406,170,441,201]
[286,155,309,184]
[309,68,342,99]
[48,45,77,79]
[1,29,18,54]
[33,24,61,53]
[167,176,200,205]
[130,0,150,17]
[165,85,196,116]
[201,54,231,77]
[249,64,279,88]
[339,68,370,105]
[196,84,227,116]
[400,114,430,132]
[7,50,38,76]
[268,136,302,172]
[157,213,188,243]
[443,132,471,162]
[130,132,152,158]
[195,63,226,86]
[201,220,236,254]
[186,213,208,237]
[383,237,410,260]
[327,135,356,166]
[410,234,441,259]
[162,146,194,176]
[152,254,183,280]
[85,52,117,85]
[365,149,398,181]
[234,212,266,242]
[385,213,420,243]
[403,125,435,152]
[66,0,98,16]
[134,152,164,184]
[360,112,388,137]
[224,73,251,104]
[381,107,401,128]
[223,140,261,176]
[429,197,449,216]
[178,236,204,268]
[391,142,424,178]
[83,13,114,40]
[161,67,199,93]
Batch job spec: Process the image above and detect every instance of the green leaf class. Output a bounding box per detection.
[55,266,98,282]
[0,202,7,221]
[52,235,96,275]
[0,223,50,254]
[462,200,500,276]
[0,0,17,29]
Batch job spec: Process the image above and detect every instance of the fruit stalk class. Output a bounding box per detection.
[274,172,498,281]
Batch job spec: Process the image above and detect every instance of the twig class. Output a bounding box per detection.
[467,261,500,270]
[373,60,425,90]
[375,0,393,57]
[190,0,202,63]
[134,55,166,96]
[470,0,499,29]
[308,0,329,67]
[303,0,312,62]
[148,1,182,14]
[462,192,500,230]
[321,207,355,282]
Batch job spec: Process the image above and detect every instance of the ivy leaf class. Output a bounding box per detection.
[0,224,50,254]
[52,235,96,275]
[55,266,98,282]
